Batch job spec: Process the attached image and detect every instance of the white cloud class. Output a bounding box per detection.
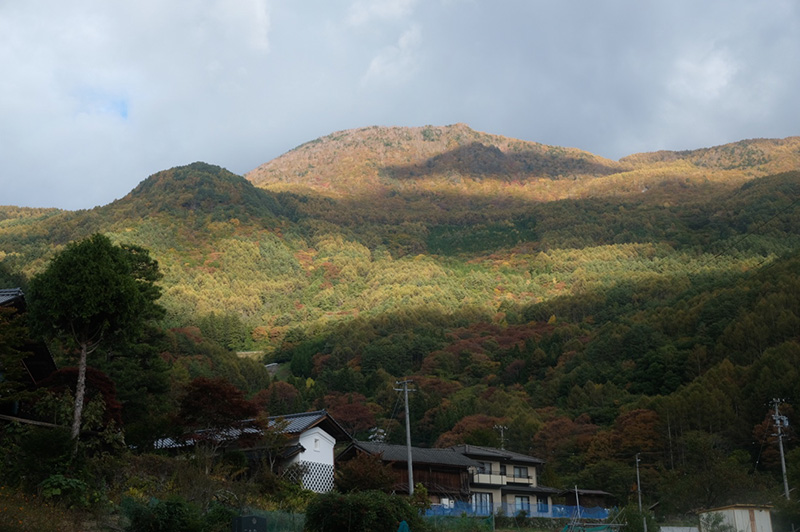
[360,24,423,87]
[347,0,419,27]
[668,48,737,102]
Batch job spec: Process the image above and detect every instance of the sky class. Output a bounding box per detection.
[2,1,799,210]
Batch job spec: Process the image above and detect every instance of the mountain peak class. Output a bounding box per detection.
[247,126,800,202]
[104,162,283,222]
[245,124,624,197]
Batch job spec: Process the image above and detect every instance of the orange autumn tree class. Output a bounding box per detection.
[435,414,505,447]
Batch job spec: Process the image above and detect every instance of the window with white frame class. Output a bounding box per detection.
[537,497,549,513]
[515,496,530,514]
[471,492,493,515]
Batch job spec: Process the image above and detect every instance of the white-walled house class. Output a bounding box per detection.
[154,409,351,493]
[269,410,351,492]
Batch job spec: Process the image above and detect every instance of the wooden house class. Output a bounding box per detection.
[337,441,479,505]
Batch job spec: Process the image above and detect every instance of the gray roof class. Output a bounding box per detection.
[451,444,545,466]
[500,484,562,495]
[154,410,351,450]
[268,410,351,440]
[0,288,24,307]
[269,410,330,433]
[348,441,480,468]
[153,424,261,450]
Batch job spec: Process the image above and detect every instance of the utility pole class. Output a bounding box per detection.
[636,454,647,532]
[395,379,415,495]
[771,398,791,500]
[494,424,508,450]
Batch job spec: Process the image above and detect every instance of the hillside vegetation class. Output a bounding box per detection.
[1,125,800,518]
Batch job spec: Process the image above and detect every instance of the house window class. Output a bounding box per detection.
[537,498,549,513]
[477,462,492,474]
[513,466,528,479]
[471,492,493,515]
[313,438,320,451]
[499,464,507,475]
[515,496,530,514]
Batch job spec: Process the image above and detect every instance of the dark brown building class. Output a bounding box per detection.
[337,441,479,505]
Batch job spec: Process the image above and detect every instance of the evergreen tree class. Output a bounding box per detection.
[27,234,164,442]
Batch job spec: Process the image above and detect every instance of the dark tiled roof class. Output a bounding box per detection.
[268,410,351,440]
[451,444,545,465]
[347,441,480,468]
[153,410,351,450]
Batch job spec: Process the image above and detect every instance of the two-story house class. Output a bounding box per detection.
[452,444,560,516]
[337,441,559,516]
[336,441,479,505]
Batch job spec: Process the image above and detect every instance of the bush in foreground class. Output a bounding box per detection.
[305,490,426,532]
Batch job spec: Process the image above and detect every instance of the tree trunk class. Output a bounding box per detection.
[71,343,88,441]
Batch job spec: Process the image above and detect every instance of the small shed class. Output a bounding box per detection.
[698,505,773,532]
[560,488,617,509]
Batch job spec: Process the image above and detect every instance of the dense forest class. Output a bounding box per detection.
[1,125,800,526]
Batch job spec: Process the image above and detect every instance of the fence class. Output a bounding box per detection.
[426,501,610,520]
[424,513,495,531]
[232,504,605,531]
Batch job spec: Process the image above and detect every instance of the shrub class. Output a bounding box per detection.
[334,451,395,493]
[39,474,92,509]
[304,490,427,532]
[120,496,234,532]
[0,425,74,489]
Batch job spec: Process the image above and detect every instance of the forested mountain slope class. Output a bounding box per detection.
[1,127,799,514]
[248,124,800,202]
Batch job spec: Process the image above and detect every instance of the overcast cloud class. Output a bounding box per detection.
[2,1,798,210]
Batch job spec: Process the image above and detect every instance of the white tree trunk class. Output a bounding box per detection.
[71,343,88,441]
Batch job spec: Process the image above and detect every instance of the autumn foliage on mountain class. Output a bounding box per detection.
[1,124,800,517]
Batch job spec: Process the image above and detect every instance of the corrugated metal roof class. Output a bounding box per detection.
[153,424,262,450]
[560,488,615,496]
[350,441,480,468]
[0,288,24,307]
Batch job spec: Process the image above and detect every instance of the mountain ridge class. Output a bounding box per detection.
[246,124,800,202]
[246,123,630,198]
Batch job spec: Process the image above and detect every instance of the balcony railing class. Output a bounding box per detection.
[472,472,504,485]
[471,472,535,486]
